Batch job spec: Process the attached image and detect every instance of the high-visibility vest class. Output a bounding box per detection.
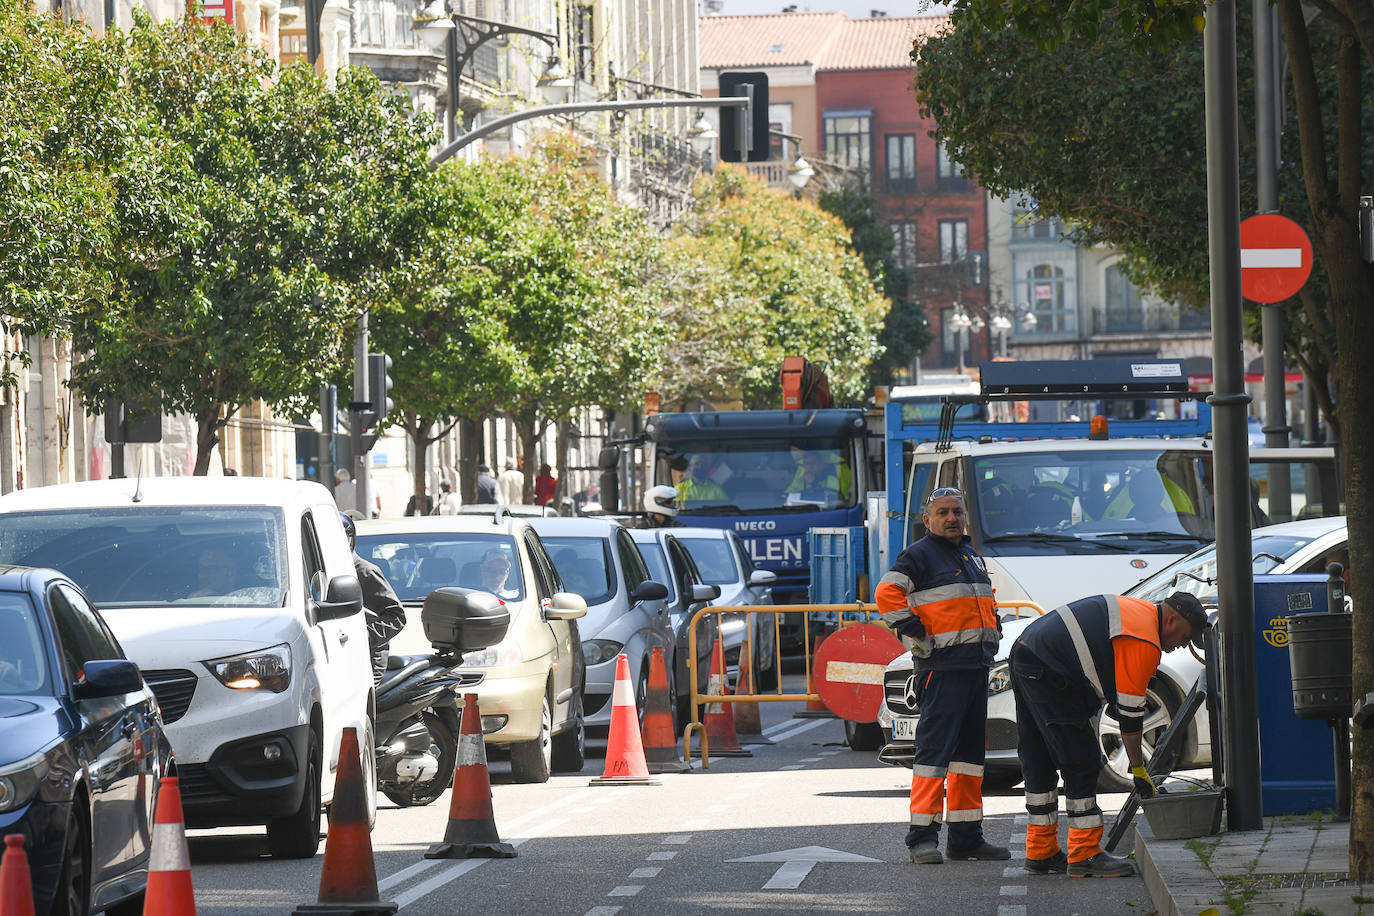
[875,533,998,669]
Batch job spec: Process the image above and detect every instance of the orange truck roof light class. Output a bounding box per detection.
[1089,415,1109,439]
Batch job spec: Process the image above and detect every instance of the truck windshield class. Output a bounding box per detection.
[972,450,1213,551]
[653,436,859,514]
[0,507,288,608]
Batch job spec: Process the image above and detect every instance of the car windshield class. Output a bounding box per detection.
[540,536,614,606]
[1126,533,1322,605]
[0,508,288,608]
[356,533,523,602]
[652,436,859,514]
[972,449,1213,554]
[0,592,50,696]
[677,537,738,587]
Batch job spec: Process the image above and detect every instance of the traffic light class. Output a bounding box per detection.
[718,71,770,163]
[367,353,393,427]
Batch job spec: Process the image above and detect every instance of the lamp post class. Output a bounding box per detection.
[989,313,1012,358]
[413,0,568,145]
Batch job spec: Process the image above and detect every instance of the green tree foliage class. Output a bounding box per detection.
[658,167,890,409]
[63,12,441,474]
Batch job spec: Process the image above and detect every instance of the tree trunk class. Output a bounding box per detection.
[193,408,222,476]
[517,421,539,504]
[407,410,430,516]
[555,420,571,514]
[458,416,480,504]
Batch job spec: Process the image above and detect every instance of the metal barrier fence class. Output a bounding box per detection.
[681,600,1047,768]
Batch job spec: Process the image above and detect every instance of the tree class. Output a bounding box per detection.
[657,167,890,409]
[935,0,1374,876]
[64,12,442,474]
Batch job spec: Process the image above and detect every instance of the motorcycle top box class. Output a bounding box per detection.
[421,587,511,651]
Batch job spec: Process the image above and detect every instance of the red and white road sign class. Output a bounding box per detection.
[1240,214,1313,303]
[813,624,906,722]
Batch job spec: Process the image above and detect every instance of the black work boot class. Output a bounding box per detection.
[1024,850,1069,874]
[908,841,943,864]
[1068,852,1136,877]
[947,841,1011,861]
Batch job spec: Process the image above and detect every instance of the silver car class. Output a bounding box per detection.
[530,517,677,735]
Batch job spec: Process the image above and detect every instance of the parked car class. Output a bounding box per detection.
[456,504,559,518]
[0,477,374,860]
[0,566,174,916]
[878,515,1350,790]
[529,518,676,735]
[355,514,587,782]
[671,527,780,690]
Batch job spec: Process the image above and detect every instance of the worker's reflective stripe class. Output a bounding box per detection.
[910,811,944,826]
[909,582,994,606]
[878,570,914,592]
[1027,811,1058,826]
[931,626,1001,649]
[878,606,915,627]
[1025,790,1057,807]
[948,760,984,777]
[1055,606,1105,700]
[1066,811,1103,829]
[1116,691,1146,714]
[945,807,982,823]
[1105,595,1124,639]
[1065,795,1102,829]
[1065,796,1098,814]
[912,764,947,779]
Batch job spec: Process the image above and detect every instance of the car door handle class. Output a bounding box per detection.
[339,632,349,645]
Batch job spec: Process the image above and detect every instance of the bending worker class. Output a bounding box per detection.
[1009,591,1207,877]
[876,486,1008,865]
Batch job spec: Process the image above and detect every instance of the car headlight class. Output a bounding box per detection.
[203,643,292,693]
[582,639,625,666]
[987,661,1011,696]
[460,636,524,669]
[0,751,48,813]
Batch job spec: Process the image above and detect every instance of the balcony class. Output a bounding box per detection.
[1090,304,1211,335]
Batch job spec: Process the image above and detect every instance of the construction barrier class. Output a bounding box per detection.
[682,600,1045,767]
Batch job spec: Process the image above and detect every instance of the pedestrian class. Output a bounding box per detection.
[534,463,557,506]
[498,457,525,505]
[1009,591,1207,877]
[437,480,461,515]
[404,491,433,517]
[875,486,1009,865]
[333,468,356,513]
[475,464,500,504]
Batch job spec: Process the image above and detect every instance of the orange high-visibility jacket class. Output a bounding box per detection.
[875,532,998,670]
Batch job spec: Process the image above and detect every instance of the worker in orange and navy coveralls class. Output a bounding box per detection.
[1010,591,1207,877]
[875,486,1009,865]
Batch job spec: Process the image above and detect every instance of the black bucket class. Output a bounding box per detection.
[1286,611,1352,720]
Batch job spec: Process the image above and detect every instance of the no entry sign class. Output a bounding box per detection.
[813,623,906,722]
[1240,214,1313,303]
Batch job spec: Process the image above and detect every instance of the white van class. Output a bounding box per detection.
[0,477,374,858]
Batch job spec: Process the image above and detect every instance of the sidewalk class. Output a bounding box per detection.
[1136,810,1372,915]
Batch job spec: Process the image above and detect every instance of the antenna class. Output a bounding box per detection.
[131,448,145,503]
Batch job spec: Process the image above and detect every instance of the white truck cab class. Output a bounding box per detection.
[0,477,374,858]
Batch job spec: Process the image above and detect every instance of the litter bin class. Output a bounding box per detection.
[1252,574,1337,815]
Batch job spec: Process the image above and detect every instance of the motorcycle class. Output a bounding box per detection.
[375,587,510,807]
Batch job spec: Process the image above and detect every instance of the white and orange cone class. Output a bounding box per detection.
[426,694,516,859]
[590,654,662,786]
[144,777,196,916]
[732,637,772,744]
[703,637,752,757]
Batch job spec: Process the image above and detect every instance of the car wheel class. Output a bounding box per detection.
[267,730,322,859]
[510,692,553,783]
[636,665,650,731]
[362,714,378,828]
[754,613,779,691]
[1097,678,1181,792]
[49,803,91,916]
[843,718,884,752]
[552,692,585,773]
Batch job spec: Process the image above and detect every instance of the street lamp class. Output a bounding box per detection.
[788,155,815,191]
[687,114,718,154]
[989,314,1013,357]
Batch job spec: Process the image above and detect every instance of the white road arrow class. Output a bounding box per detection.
[727,845,882,889]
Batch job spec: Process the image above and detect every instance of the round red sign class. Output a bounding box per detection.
[1240,214,1313,303]
[813,623,907,722]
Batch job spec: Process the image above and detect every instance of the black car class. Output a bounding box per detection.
[0,566,173,916]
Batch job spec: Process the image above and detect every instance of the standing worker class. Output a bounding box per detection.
[1009,591,1207,877]
[875,486,1008,865]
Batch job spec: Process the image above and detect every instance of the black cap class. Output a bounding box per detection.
[1165,591,1208,648]
[478,464,491,472]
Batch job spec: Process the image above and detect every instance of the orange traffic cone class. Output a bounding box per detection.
[426,695,516,858]
[732,637,772,744]
[0,835,34,916]
[295,728,397,915]
[642,648,690,774]
[703,637,752,757]
[590,654,662,785]
[144,777,195,916]
[794,634,836,719]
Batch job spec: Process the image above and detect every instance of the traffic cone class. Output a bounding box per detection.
[426,694,516,859]
[591,654,662,785]
[794,634,836,719]
[1,835,34,916]
[295,728,397,915]
[642,648,690,774]
[732,637,772,744]
[144,777,195,916]
[703,637,752,757]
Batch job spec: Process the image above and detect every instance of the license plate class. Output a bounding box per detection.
[892,716,916,740]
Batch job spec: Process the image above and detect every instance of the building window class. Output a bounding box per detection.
[824,111,872,176]
[572,0,594,83]
[885,134,916,193]
[936,139,967,189]
[355,0,386,46]
[1104,264,1143,332]
[938,219,968,263]
[890,220,917,269]
[1021,263,1074,333]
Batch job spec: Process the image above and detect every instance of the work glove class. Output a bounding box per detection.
[1131,765,1156,799]
[892,613,927,640]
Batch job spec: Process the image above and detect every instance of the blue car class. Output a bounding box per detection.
[0,567,173,916]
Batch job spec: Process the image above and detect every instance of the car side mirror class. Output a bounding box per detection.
[74,659,144,699]
[314,573,363,620]
[691,583,721,603]
[547,591,588,620]
[631,580,669,602]
[748,569,777,586]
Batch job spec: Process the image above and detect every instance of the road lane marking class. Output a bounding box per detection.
[762,860,815,889]
[729,845,881,890]
[998,907,1027,916]
[388,816,570,907]
[584,908,622,916]
[999,885,1027,895]
[662,835,692,844]
[1002,866,1022,877]
[764,717,833,744]
[800,757,822,762]
[647,851,677,861]
[818,750,842,756]
[377,858,442,891]
[629,867,661,878]
[780,765,804,770]
[607,885,644,896]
